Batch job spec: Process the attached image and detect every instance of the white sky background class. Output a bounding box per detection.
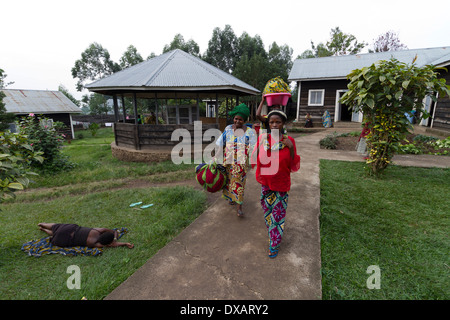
[1,0,450,101]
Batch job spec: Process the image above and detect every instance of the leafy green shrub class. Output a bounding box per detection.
[341,57,450,175]
[89,122,100,137]
[399,135,449,155]
[398,143,422,154]
[0,131,43,203]
[339,131,361,137]
[17,114,75,173]
[431,136,450,149]
[413,134,438,143]
[320,132,338,149]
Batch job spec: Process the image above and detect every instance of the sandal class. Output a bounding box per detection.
[268,248,279,258]
[237,209,244,217]
[129,201,143,207]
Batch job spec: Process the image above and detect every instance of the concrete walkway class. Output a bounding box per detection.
[105,128,449,300]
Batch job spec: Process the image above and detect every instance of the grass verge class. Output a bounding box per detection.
[319,160,449,299]
[0,127,207,300]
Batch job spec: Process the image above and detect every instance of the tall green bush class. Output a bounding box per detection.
[341,58,450,175]
[17,114,75,172]
[0,131,43,203]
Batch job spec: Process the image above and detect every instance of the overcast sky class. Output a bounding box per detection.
[1,0,449,100]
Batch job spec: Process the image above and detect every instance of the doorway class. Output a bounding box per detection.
[335,90,362,122]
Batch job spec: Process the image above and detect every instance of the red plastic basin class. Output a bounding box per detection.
[264,93,291,106]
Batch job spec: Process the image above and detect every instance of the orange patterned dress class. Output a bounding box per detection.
[217,125,257,204]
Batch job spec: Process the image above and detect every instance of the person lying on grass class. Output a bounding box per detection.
[38,223,134,249]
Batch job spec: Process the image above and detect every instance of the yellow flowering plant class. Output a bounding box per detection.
[341,57,450,175]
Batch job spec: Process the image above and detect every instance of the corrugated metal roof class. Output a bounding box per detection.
[85,49,260,95]
[288,46,450,81]
[1,89,82,114]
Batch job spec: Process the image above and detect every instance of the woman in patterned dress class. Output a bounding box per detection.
[216,103,256,217]
[252,110,300,258]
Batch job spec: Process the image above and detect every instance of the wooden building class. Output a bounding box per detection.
[1,89,82,138]
[288,46,450,133]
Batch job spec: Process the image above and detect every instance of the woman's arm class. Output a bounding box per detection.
[108,241,134,249]
[94,241,134,249]
[256,97,267,122]
[281,136,301,172]
[281,136,295,159]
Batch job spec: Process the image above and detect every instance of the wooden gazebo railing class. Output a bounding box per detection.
[114,122,219,150]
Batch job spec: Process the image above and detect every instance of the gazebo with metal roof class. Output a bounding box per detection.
[85,49,259,159]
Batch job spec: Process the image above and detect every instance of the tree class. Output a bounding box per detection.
[267,42,294,81]
[371,30,408,52]
[232,32,272,91]
[163,34,201,57]
[327,27,367,56]
[58,84,80,107]
[147,52,157,60]
[340,58,450,175]
[297,27,366,59]
[233,53,271,91]
[119,45,144,69]
[71,42,121,91]
[236,32,266,61]
[81,93,111,115]
[297,41,333,59]
[0,68,16,131]
[204,25,238,73]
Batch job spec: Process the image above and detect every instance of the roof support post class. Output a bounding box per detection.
[296,81,302,121]
[133,93,140,150]
[133,93,138,125]
[196,93,200,121]
[113,94,119,123]
[155,93,159,125]
[226,97,229,123]
[430,92,439,129]
[215,93,218,125]
[69,114,75,140]
[121,95,126,122]
[175,93,180,125]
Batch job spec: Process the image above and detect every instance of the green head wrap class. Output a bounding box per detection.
[229,103,250,121]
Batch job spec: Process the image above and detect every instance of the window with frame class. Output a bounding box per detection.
[308,89,325,106]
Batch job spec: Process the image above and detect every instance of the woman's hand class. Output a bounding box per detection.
[281,136,293,148]
[281,136,295,159]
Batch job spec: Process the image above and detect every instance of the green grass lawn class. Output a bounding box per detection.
[3,127,448,300]
[319,160,449,300]
[28,127,194,189]
[0,127,206,300]
[71,126,115,146]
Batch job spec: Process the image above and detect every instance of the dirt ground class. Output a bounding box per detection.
[336,136,359,151]
[334,133,449,154]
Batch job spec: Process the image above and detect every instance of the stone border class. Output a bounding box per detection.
[111,143,172,163]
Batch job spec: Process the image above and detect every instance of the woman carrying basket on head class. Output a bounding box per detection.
[251,109,300,258]
[216,103,257,217]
